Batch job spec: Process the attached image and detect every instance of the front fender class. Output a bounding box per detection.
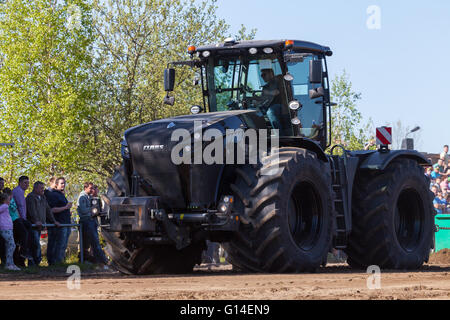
[356,150,431,171]
[279,137,328,162]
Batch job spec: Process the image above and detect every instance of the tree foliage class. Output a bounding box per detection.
[88,0,235,178]
[0,0,95,187]
[0,0,255,189]
[329,71,373,151]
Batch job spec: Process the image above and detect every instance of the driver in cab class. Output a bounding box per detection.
[252,67,282,129]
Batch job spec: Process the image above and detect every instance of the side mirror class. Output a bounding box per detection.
[164,68,176,92]
[309,87,325,99]
[309,60,322,84]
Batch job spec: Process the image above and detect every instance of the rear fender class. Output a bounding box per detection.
[335,149,429,242]
[356,150,431,171]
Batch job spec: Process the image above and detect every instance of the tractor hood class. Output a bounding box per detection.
[124,110,265,138]
[123,110,267,210]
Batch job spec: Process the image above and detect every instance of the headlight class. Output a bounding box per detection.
[284,73,294,82]
[289,101,301,110]
[217,195,234,213]
[291,117,301,125]
[190,105,203,114]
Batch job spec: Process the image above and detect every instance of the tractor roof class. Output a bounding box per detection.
[197,39,333,56]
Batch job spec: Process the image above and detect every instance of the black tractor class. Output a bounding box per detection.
[100,39,435,274]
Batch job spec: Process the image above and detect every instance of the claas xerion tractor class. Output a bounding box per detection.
[98,39,434,274]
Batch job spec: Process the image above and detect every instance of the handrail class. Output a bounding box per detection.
[31,223,84,263]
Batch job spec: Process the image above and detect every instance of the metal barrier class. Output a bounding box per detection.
[31,223,84,263]
[435,214,450,251]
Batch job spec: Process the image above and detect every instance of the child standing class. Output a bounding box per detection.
[3,188,33,262]
[0,193,20,270]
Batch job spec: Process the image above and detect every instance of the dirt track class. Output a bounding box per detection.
[0,262,449,300]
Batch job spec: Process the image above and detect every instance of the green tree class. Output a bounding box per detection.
[85,0,255,181]
[0,0,95,187]
[329,71,373,151]
[0,0,255,189]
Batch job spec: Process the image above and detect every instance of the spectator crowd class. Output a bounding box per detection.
[427,145,450,215]
[0,176,108,271]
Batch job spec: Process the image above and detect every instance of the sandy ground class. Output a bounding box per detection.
[0,262,449,300]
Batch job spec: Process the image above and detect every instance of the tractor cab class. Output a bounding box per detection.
[165,39,333,149]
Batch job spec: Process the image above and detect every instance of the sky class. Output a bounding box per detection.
[215,0,450,153]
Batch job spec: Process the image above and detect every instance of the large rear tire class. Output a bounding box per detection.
[345,159,435,270]
[224,148,333,273]
[101,166,204,275]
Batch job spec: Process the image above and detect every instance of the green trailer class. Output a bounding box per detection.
[435,214,450,252]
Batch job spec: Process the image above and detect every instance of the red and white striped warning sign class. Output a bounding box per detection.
[376,127,392,145]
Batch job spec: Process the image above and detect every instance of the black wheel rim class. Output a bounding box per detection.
[395,188,424,252]
[287,182,323,251]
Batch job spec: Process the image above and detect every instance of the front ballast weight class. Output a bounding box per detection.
[109,197,159,232]
[108,195,239,249]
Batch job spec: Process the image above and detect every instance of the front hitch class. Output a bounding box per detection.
[154,209,191,250]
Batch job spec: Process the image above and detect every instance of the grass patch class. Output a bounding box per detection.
[0,252,98,275]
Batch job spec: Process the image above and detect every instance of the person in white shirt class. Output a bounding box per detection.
[440,145,449,166]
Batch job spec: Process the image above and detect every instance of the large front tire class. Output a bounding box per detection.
[345,159,435,270]
[101,166,204,275]
[224,148,333,273]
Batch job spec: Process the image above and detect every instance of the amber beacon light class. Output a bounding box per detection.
[285,40,294,48]
[187,45,197,54]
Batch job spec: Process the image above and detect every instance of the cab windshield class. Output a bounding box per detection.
[206,55,293,135]
[204,53,325,140]
[207,57,282,109]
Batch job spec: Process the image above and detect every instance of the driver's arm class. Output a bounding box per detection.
[252,87,278,102]
[263,87,280,97]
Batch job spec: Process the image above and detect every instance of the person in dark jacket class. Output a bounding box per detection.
[77,182,108,266]
[46,177,71,265]
[26,181,60,266]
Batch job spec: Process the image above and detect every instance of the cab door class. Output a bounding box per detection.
[285,53,327,147]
